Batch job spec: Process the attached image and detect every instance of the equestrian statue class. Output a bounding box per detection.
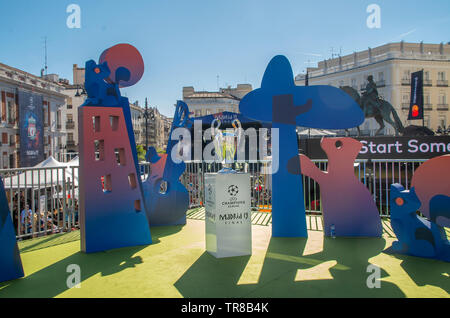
[341,75,404,136]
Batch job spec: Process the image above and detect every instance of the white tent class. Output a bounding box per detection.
[64,156,79,185]
[66,156,79,167]
[3,156,75,189]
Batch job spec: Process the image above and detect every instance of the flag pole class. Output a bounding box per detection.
[422,69,425,128]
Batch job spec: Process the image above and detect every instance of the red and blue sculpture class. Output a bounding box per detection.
[411,154,450,228]
[239,55,364,237]
[142,100,192,226]
[78,44,152,253]
[289,137,382,237]
[0,177,24,282]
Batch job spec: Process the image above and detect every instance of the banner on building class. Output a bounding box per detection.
[407,70,424,120]
[19,90,44,167]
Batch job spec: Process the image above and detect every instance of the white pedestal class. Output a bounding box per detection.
[205,172,252,258]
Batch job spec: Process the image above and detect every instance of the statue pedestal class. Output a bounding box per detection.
[205,172,252,258]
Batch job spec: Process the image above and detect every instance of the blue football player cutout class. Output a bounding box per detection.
[0,177,24,282]
[239,55,364,237]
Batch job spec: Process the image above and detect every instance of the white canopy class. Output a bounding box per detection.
[66,156,79,167]
[3,156,78,189]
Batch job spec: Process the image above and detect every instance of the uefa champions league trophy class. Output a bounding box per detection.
[211,118,242,173]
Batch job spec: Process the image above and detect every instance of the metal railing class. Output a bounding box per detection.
[0,165,79,240]
[1,158,427,240]
[181,159,427,217]
[55,152,79,163]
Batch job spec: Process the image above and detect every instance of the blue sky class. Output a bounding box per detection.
[0,0,449,116]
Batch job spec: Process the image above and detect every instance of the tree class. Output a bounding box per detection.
[136,145,146,162]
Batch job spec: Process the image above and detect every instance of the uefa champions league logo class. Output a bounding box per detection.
[227,185,239,197]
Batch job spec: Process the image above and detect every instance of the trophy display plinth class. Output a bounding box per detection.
[204,172,252,258]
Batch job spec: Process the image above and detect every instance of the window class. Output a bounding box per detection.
[2,152,7,169]
[438,72,446,81]
[424,115,430,128]
[2,133,8,144]
[424,94,430,105]
[43,105,49,126]
[67,133,74,141]
[439,116,446,128]
[402,70,410,80]
[378,72,384,81]
[7,100,14,124]
[67,114,73,122]
[56,110,61,126]
[351,78,357,89]
[439,94,447,105]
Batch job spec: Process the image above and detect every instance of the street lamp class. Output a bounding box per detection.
[74,84,87,97]
[139,98,156,150]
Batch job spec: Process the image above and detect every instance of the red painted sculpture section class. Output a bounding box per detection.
[99,43,145,88]
[299,137,382,237]
[78,106,152,253]
[411,154,450,228]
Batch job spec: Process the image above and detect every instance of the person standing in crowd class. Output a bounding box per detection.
[20,204,33,235]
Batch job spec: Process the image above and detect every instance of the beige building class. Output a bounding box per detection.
[141,106,172,151]
[182,84,252,117]
[295,41,450,135]
[130,101,145,146]
[0,63,68,168]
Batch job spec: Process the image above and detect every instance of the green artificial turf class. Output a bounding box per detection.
[0,211,448,298]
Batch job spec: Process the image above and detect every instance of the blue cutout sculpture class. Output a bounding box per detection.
[390,184,450,262]
[142,100,192,226]
[239,55,364,237]
[83,60,122,107]
[0,177,24,282]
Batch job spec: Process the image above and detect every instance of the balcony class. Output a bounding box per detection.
[401,78,411,86]
[66,121,75,129]
[437,104,449,111]
[401,103,410,110]
[423,79,432,86]
[437,80,448,87]
[424,104,432,111]
[67,140,76,147]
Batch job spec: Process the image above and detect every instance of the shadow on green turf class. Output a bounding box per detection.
[0,225,183,298]
[175,237,408,298]
[388,252,450,294]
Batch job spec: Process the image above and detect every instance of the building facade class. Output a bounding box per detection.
[130,101,144,146]
[0,63,68,168]
[140,106,172,151]
[182,84,252,117]
[295,42,450,135]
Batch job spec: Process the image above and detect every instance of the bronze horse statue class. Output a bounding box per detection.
[340,86,404,136]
